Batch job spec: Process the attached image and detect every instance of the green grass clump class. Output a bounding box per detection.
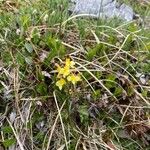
[0,0,150,150]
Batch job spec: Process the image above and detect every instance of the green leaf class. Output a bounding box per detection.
[107,74,116,81]
[1,126,13,134]
[25,57,32,64]
[44,37,66,65]
[36,82,47,95]
[127,86,134,96]
[86,43,107,61]
[34,132,44,143]
[142,63,150,73]
[128,23,138,32]
[78,105,89,123]
[105,81,115,89]
[92,89,101,101]
[2,51,12,64]
[142,90,148,97]
[105,74,117,89]
[25,42,33,53]
[16,52,25,66]
[3,138,16,148]
[86,47,97,61]
[114,87,123,97]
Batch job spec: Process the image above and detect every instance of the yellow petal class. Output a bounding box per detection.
[65,58,75,68]
[56,78,66,90]
[65,58,71,66]
[63,66,70,78]
[57,65,64,75]
[75,75,81,82]
[67,75,72,82]
[70,61,75,68]
[67,74,81,85]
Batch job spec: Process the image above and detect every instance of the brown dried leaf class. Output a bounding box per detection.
[106,141,117,150]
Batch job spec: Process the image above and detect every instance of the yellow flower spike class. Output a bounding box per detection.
[65,58,75,68]
[67,74,81,85]
[56,78,66,90]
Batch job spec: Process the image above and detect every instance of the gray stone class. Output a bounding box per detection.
[119,4,134,21]
[69,0,134,21]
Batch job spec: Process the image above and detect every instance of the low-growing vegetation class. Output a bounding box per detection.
[0,0,150,150]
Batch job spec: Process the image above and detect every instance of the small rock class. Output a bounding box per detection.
[9,111,16,123]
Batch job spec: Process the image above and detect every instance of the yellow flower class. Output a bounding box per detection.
[65,58,75,68]
[56,65,69,78]
[57,65,64,75]
[56,64,70,78]
[67,74,81,85]
[56,78,66,90]
[62,66,70,78]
